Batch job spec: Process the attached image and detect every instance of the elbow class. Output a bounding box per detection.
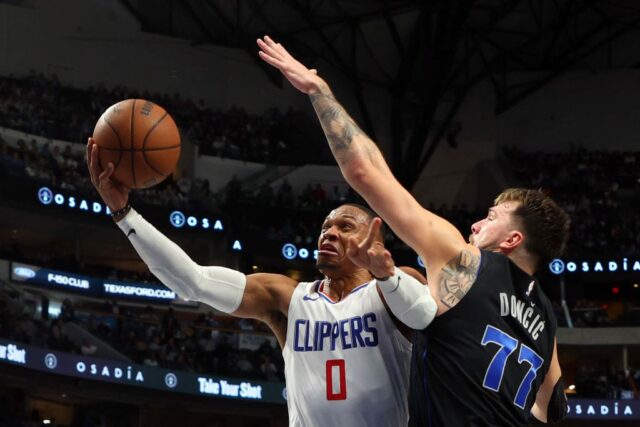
[343,164,367,182]
[149,264,202,301]
[343,165,376,193]
[402,295,438,330]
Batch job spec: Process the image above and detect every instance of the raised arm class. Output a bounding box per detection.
[86,138,296,324]
[258,36,479,311]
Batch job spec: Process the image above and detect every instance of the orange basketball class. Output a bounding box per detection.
[92,99,181,189]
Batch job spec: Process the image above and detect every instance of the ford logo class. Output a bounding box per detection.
[13,267,36,279]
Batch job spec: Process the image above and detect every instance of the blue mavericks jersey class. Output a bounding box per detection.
[409,250,556,426]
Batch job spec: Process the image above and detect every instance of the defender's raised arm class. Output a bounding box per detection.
[258,36,477,313]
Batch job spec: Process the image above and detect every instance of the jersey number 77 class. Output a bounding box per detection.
[480,325,544,409]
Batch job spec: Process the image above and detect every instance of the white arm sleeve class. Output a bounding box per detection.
[377,267,437,330]
[116,209,246,313]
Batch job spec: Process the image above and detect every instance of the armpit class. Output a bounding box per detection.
[439,249,481,308]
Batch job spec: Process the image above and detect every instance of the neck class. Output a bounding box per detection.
[322,269,373,301]
[507,250,538,276]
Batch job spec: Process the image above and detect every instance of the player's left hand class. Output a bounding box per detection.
[347,217,395,279]
[257,35,325,94]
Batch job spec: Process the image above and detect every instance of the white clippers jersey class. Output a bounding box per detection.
[283,280,412,427]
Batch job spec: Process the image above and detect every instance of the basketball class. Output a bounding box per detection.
[92,99,181,189]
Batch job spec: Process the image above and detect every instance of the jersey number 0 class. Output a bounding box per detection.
[326,359,347,400]
[481,325,544,409]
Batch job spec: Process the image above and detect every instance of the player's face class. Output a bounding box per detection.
[469,202,520,252]
[316,206,370,273]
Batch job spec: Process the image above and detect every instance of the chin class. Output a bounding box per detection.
[316,261,338,271]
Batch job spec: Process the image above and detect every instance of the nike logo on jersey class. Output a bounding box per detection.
[525,280,536,301]
[387,276,401,293]
[303,294,320,301]
[127,228,136,237]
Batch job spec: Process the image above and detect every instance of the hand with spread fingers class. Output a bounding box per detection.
[257,35,325,95]
[86,137,130,212]
[347,217,395,280]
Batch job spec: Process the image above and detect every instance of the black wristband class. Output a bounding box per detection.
[370,272,391,281]
[110,204,131,220]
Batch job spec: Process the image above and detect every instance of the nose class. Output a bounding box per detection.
[471,220,483,234]
[323,225,339,240]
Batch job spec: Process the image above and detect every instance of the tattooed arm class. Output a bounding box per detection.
[258,36,479,314]
[439,249,481,309]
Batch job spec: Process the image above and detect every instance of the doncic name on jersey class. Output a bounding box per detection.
[293,313,379,352]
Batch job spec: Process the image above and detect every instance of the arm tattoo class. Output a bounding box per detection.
[309,91,374,167]
[439,250,481,308]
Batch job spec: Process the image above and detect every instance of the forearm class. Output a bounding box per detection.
[378,267,437,329]
[116,209,245,312]
[309,85,385,176]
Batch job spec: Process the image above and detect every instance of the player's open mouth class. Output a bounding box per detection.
[318,243,339,256]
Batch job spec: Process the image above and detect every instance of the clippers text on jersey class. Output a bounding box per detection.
[293,313,379,352]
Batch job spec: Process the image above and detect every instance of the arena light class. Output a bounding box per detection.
[169,210,223,231]
[35,188,228,234]
[37,187,109,215]
[568,384,576,390]
[0,338,286,404]
[281,243,319,261]
[548,257,640,274]
[42,421,51,425]
[11,262,176,303]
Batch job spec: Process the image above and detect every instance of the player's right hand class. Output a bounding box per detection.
[86,137,130,212]
[347,217,395,279]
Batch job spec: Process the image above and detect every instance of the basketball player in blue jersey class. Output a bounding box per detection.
[87,139,437,426]
[259,36,570,425]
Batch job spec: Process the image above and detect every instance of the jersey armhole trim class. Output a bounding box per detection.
[283,280,319,351]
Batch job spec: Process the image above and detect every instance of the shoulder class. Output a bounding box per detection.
[534,284,557,327]
[244,273,300,310]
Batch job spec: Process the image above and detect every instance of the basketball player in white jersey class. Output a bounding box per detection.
[86,139,437,426]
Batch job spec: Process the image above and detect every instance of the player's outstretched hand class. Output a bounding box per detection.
[86,137,130,212]
[347,217,395,279]
[257,35,325,94]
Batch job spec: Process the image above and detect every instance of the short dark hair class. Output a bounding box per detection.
[494,188,570,268]
[338,203,387,242]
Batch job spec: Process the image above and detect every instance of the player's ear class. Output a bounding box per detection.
[499,230,524,251]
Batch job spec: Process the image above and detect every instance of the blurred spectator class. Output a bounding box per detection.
[79,338,98,356]
[0,73,327,165]
[504,145,640,258]
[571,299,611,327]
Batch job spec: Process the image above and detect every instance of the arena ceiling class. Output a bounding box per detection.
[120,0,640,187]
